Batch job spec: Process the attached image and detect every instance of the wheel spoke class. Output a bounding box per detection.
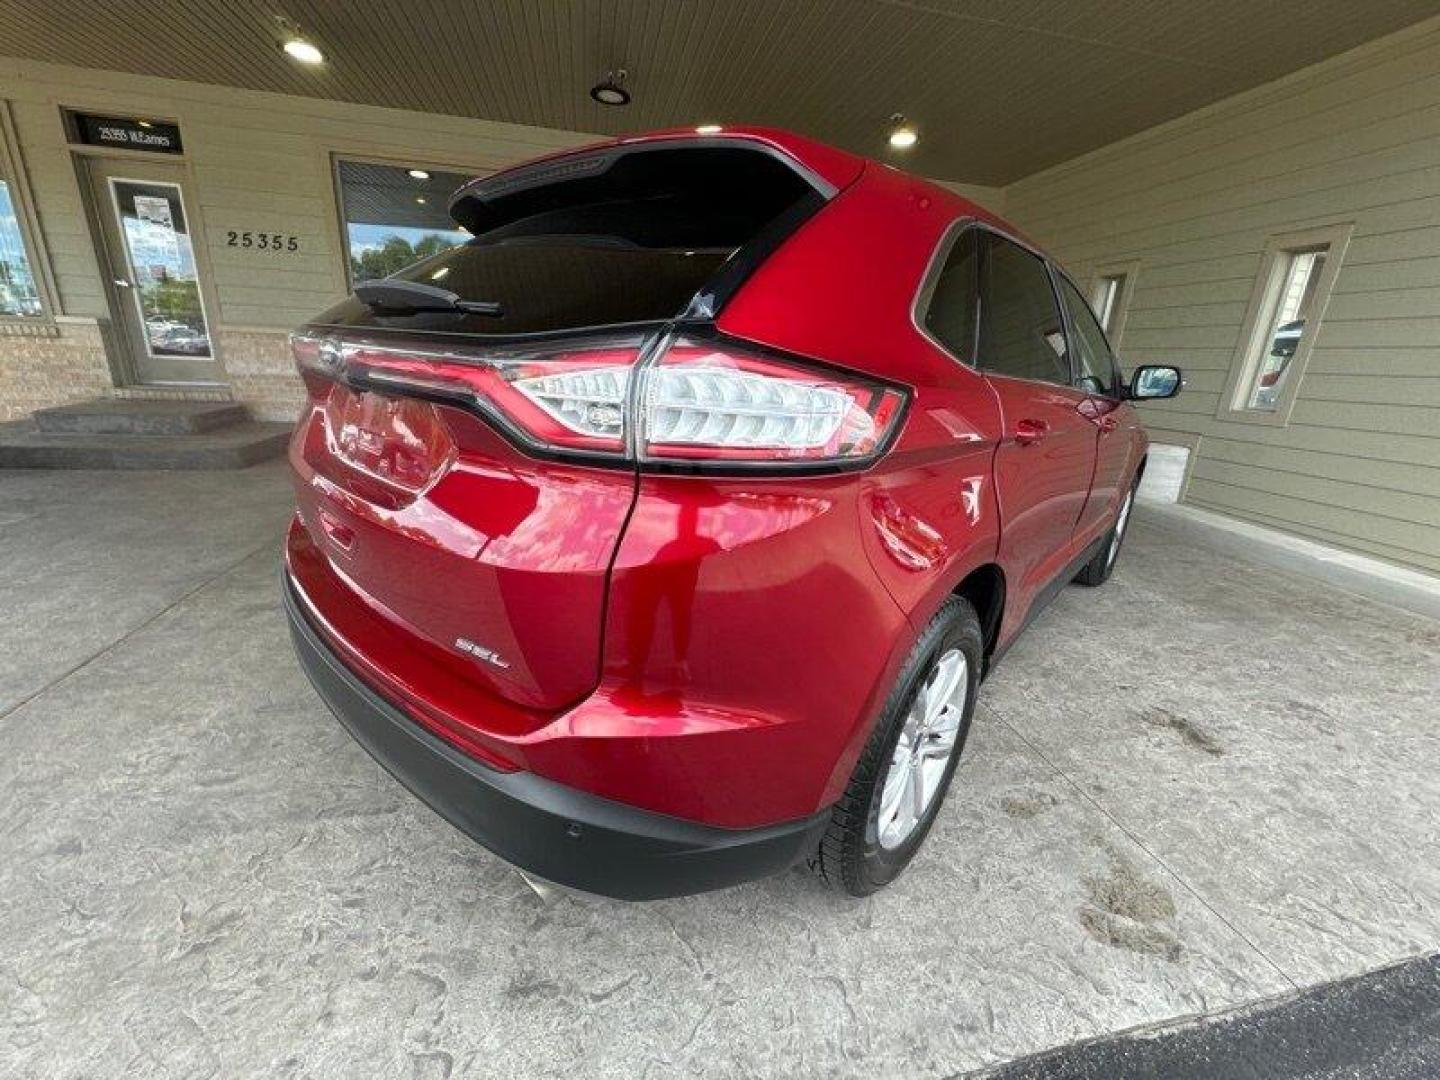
[909,760,926,818]
[925,653,962,722]
[922,734,956,759]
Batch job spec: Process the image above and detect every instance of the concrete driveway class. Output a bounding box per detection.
[2,464,1437,1078]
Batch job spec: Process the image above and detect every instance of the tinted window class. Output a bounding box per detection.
[923,226,978,362]
[1056,274,1120,396]
[336,161,472,286]
[978,234,1069,384]
[317,145,819,336]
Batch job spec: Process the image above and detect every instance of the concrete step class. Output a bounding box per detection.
[33,399,251,436]
[0,421,292,470]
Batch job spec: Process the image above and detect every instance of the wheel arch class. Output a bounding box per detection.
[951,563,1006,670]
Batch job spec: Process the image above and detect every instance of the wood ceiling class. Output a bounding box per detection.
[3,0,1437,184]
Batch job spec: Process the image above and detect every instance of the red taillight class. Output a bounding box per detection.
[293,331,640,458]
[292,330,906,469]
[638,336,905,464]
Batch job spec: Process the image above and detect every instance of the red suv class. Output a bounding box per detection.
[283,128,1180,899]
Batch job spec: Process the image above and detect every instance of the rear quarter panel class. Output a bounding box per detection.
[711,164,1009,811]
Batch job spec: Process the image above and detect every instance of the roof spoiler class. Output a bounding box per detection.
[447,135,850,237]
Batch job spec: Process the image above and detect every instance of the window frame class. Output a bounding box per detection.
[1086,260,1140,349]
[0,100,60,335]
[914,218,1079,391]
[977,229,1076,389]
[328,152,485,292]
[1217,222,1353,427]
[1051,264,1124,399]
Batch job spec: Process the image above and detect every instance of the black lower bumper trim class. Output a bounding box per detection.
[284,576,830,900]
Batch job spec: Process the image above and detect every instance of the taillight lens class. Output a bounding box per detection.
[639,337,905,464]
[293,331,640,457]
[292,330,906,468]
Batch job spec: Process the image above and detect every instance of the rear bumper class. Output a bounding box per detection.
[284,575,829,900]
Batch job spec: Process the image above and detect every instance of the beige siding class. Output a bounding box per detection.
[0,56,1004,422]
[1004,18,1440,575]
[2,57,596,326]
[0,57,600,418]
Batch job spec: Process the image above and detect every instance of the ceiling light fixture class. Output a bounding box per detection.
[283,38,325,65]
[408,169,431,180]
[590,69,631,107]
[415,196,427,205]
[887,114,918,150]
[696,124,722,134]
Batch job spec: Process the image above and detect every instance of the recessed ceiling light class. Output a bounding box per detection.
[283,38,325,65]
[887,114,918,150]
[696,124,722,134]
[590,69,631,107]
[407,169,431,180]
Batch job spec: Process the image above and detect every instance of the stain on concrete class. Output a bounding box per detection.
[503,971,564,1002]
[1080,850,1183,962]
[1001,790,1060,819]
[1140,706,1225,756]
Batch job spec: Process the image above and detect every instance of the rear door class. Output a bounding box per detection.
[977,231,1098,609]
[1053,272,1136,535]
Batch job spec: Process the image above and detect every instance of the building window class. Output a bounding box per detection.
[0,102,54,328]
[1241,248,1326,411]
[1220,224,1352,425]
[1087,260,1139,347]
[334,159,473,286]
[0,179,41,318]
[1091,274,1124,333]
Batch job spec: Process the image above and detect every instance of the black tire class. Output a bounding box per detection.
[1074,475,1138,587]
[813,596,983,897]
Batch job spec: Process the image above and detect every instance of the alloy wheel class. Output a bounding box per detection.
[1107,488,1135,568]
[876,648,968,850]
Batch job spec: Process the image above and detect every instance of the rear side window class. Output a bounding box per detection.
[1055,274,1120,396]
[923,227,979,363]
[316,145,823,337]
[978,233,1070,385]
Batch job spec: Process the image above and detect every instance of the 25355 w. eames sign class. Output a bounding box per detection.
[73,114,183,154]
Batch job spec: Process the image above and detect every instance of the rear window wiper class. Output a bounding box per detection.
[354,278,503,317]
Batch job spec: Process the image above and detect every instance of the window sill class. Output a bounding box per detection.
[1214,405,1293,428]
[0,319,60,339]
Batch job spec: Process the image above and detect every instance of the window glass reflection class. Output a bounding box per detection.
[0,179,42,318]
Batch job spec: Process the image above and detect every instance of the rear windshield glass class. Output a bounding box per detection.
[312,145,820,337]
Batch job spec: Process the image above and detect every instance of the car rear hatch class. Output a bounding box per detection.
[288,136,850,759]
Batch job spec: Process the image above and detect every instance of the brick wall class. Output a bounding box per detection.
[0,320,112,421]
[217,330,304,422]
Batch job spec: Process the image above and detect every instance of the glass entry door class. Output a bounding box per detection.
[87,158,224,385]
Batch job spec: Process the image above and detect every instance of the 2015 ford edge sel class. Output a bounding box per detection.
[283,128,1181,899]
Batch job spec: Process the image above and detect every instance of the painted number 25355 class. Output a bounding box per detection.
[226,231,299,252]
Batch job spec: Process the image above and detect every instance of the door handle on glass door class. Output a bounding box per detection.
[1014,418,1049,446]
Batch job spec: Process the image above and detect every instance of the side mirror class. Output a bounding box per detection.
[1129,365,1182,401]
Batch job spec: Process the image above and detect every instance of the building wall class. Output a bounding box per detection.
[0,57,1006,427]
[0,57,599,421]
[1003,18,1440,574]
